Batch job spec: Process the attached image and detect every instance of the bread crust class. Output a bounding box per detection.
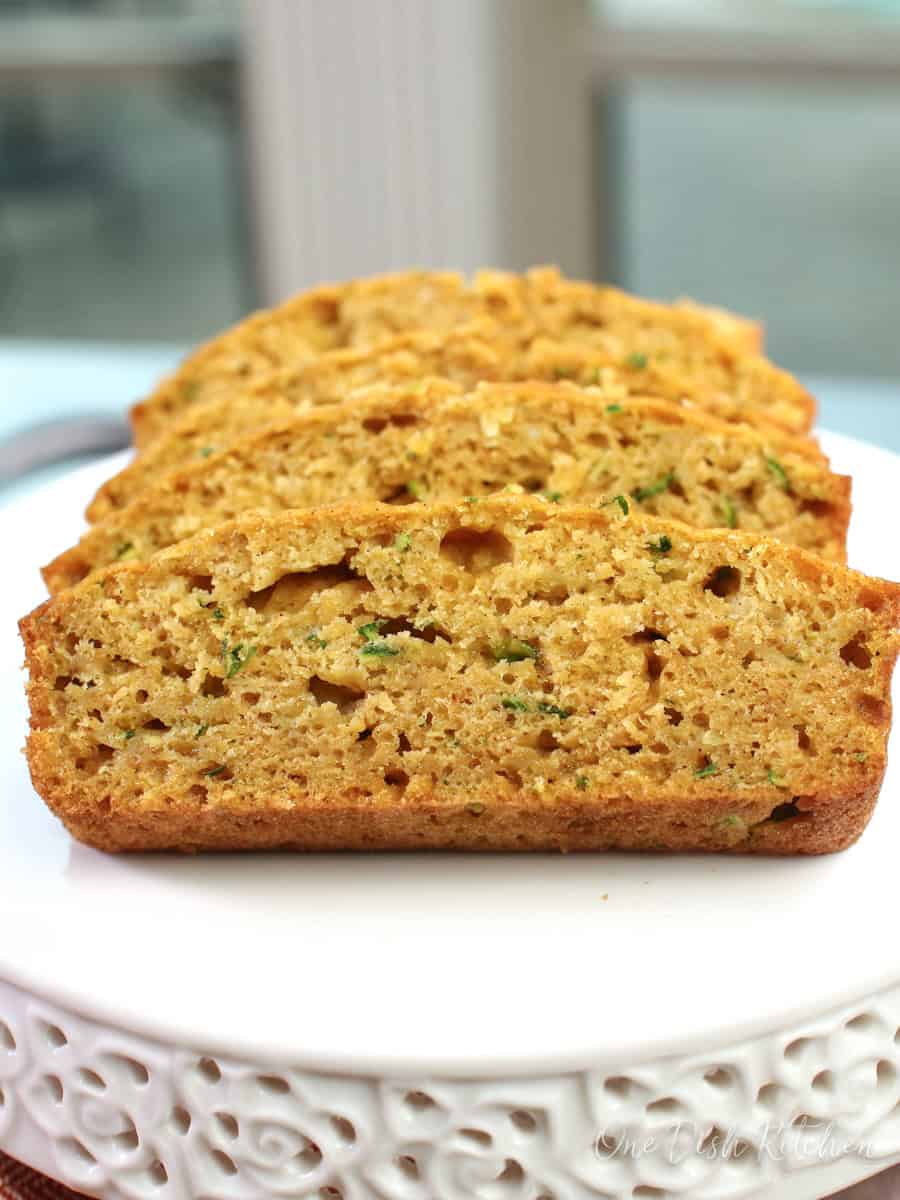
[46,383,851,593]
[19,734,886,856]
[22,497,900,857]
[127,269,803,449]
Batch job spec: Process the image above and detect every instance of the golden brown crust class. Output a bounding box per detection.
[22,496,900,857]
[96,320,820,524]
[127,268,801,450]
[46,382,851,593]
[18,748,882,856]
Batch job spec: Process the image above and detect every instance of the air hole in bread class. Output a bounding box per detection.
[768,801,801,822]
[693,711,710,730]
[163,661,192,681]
[397,732,412,754]
[382,484,418,506]
[840,635,872,670]
[308,676,364,713]
[645,648,665,684]
[188,574,214,594]
[711,625,730,641]
[532,586,569,607]
[439,528,513,574]
[142,718,169,732]
[498,767,523,789]
[135,689,149,703]
[520,478,545,493]
[384,769,409,791]
[246,560,367,613]
[494,596,512,615]
[201,674,227,699]
[664,706,683,726]
[704,565,741,598]
[537,729,560,753]
[378,617,451,644]
[796,726,814,754]
[76,745,114,775]
[858,694,888,725]
[54,675,72,691]
[362,412,420,433]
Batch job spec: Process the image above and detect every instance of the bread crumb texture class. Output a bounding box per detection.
[50,381,849,593]
[23,496,900,854]
[109,323,809,521]
[127,267,810,452]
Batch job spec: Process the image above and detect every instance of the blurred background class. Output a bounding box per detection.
[1,0,900,501]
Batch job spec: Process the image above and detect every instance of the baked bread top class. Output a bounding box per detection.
[23,496,899,854]
[108,317,815,522]
[49,380,849,593]
[129,268,798,447]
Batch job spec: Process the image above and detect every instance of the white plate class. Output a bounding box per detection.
[2,435,900,1200]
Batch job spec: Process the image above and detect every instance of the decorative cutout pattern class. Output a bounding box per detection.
[1,975,900,1198]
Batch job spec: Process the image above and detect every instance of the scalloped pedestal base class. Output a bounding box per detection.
[2,975,900,1200]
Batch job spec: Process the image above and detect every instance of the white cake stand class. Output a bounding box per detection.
[1,435,899,1200]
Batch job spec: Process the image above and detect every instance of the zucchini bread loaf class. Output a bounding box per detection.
[106,320,814,520]
[23,497,899,854]
[47,381,850,594]
[129,267,783,447]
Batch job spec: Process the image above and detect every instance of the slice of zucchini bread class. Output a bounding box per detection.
[23,497,899,854]
[48,381,850,594]
[107,320,814,520]
[129,267,784,447]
